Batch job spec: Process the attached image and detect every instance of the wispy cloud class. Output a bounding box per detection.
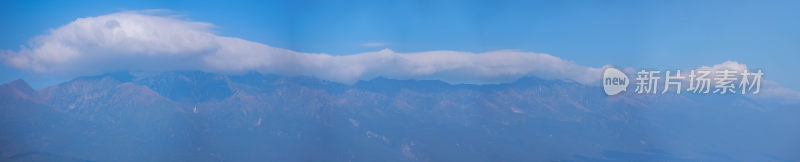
[360,42,389,47]
[696,61,800,104]
[0,11,604,84]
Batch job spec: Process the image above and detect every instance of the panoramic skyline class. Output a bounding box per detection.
[1,1,799,161]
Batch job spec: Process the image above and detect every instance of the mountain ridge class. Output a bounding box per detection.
[0,71,797,161]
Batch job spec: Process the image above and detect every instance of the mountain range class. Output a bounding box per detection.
[0,71,798,161]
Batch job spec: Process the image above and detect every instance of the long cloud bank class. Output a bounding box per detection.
[1,11,604,84]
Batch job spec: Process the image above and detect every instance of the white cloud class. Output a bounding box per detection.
[752,80,800,104]
[694,60,749,73]
[1,11,605,84]
[686,61,800,103]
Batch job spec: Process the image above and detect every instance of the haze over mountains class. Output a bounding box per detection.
[0,71,798,161]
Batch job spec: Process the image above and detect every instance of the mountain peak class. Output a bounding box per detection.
[7,79,33,92]
[0,79,35,100]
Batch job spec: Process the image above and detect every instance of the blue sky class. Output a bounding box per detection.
[1,0,799,89]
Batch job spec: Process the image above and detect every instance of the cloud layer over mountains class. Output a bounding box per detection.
[1,11,603,84]
[2,10,798,103]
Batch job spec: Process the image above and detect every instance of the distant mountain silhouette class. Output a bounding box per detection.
[0,71,797,161]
